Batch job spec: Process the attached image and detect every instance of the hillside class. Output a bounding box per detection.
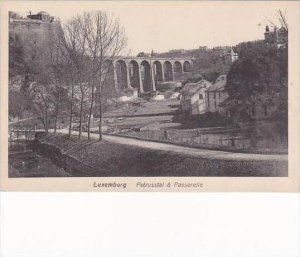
[9,16,64,122]
[9,18,63,76]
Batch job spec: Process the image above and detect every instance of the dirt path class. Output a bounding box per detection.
[55,129,287,162]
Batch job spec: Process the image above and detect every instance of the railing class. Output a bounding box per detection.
[8,127,44,143]
[9,128,36,132]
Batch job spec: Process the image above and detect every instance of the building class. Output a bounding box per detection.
[181,75,230,116]
[27,11,59,22]
[215,49,238,73]
[206,75,229,114]
[168,49,185,54]
[181,79,211,115]
[264,25,288,49]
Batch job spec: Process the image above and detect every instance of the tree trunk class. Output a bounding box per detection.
[68,81,74,138]
[45,107,48,133]
[97,70,103,141]
[54,90,60,135]
[87,80,95,140]
[98,93,103,141]
[78,92,84,139]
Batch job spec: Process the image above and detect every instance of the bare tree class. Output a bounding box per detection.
[46,31,66,134]
[56,34,79,138]
[63,16,89,139]
[95,12,127,141]
[81,12,102,140]
[278,10,288,31]
[62,11,126,140]
[66,56,76,137]
[266,10,288,31]
[76,11,127,140]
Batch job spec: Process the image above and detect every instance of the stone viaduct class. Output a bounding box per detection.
[112,57,193,93]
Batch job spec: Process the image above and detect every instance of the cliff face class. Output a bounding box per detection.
[9,18,64,66]
[9,19,64,86]
[9,18,65,120]
[9,19,63,42]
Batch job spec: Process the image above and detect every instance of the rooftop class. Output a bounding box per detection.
[208,75,227,91]
[182,79,211,97]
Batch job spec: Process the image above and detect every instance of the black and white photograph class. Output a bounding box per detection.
[5,1,291,180]
[1,4,299,257]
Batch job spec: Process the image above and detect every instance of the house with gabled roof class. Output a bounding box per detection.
[180,79,211,115]
[206,74,229,114]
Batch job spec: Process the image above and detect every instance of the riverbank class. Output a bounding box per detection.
[9,143,71,177]
[31,132,288,177]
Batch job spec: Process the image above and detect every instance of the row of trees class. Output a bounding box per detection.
[9,11,127,140]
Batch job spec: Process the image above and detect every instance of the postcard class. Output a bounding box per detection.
[1,1,299,191]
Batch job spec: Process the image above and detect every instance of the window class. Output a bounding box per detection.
[214,101,217,108]
[213,92,216,99]
[199,94,203,100]
[219,92,221,98]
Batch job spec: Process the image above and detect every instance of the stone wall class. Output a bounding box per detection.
[122,129,252,152]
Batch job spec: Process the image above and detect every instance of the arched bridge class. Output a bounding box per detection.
[112,57,193,93]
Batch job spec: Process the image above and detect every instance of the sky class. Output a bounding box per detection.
[7,1,293,55]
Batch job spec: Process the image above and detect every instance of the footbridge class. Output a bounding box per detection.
[8,127,45,148]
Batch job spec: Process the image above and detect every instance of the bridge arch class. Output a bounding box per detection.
[183,61,192,72]
[140,60,152,92]
[174,61,183,80]
[128,60,141,92]
[153,61,163,82]
[115,60,129,90]
[164,61,173,81]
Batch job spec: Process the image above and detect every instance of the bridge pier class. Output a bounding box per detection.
[151,65,156,91]
[171,64,175,81]
[126,65,132,89]
[113,63,119,92]
[138,65,144,93]
[161,64,165,82]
